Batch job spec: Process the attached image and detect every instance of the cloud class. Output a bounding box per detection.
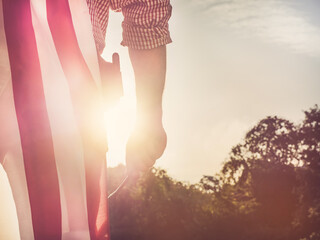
[189,0,320,57]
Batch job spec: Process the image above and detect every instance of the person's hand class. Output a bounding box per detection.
[98,53,123,108]
[126,118,167,178]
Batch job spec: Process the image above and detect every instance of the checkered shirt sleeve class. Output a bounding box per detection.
[87,0,110,53]
[87,0,172,52]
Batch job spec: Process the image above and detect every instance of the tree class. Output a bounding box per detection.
[294,105,320,239]
[107,105,320,240]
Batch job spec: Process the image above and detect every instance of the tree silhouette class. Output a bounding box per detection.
[107,105,320,240]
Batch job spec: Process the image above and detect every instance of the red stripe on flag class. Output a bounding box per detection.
[2,0,62,239]
[46,1,109,239]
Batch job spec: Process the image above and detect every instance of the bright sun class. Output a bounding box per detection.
[105,96,136,167]
[102,11,138,168]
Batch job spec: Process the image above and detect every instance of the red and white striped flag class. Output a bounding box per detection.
[0,0,110,239]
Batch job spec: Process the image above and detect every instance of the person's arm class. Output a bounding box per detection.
[129,45,166,117]
[111,0,172,175]
[125,45,168,176]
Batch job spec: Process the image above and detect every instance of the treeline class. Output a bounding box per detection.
[107,105,320,240]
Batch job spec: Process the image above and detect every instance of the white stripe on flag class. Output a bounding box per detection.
[69,0,102,90]
[30,0,92,239]
[1,84,35,240]
[68,4,109,236]
[68,2,109,236]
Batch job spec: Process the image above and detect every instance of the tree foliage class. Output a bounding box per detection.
[107,105,320,240]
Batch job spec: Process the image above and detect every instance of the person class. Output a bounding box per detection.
[88,0,172,178]
[0,0,171,239]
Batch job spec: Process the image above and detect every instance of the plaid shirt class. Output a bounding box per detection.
[86,0,172,53]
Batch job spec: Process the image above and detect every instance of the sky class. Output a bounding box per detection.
[1,0,320,238]
[103,0,320,183]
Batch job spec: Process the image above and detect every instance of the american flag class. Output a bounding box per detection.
[1,0,110,239]
[1,0,171,238]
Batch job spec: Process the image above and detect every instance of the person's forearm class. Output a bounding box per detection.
[128,45,167,116]
[126,45,168,175]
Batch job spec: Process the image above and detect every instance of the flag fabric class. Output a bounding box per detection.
[0,0,172,239]
[0,0,109,239]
